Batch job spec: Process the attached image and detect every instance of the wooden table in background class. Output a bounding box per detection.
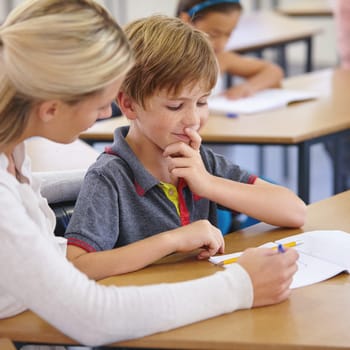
[1,190,350,349]
[276,0,333,17]
[80,69,350,203]
[227,11,322,73]
[27,137,100,172]
[200,68,350,202]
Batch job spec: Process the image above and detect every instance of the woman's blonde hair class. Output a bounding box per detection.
[0,0,133,146]
[121,15,218,108]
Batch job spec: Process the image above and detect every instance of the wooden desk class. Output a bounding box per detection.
[0,339,16,350]
[27,137,100,172]
[1,190,350,349]
[80,69,350,203]
[202,68,350,203]
[227,11,322,73]
[277,0,333,17]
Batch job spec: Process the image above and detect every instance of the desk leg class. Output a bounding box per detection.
[305,37,313,72]
[258,145,265,177]
[333,135,344,194]
[297,142,311,204]
[277,44,288,76]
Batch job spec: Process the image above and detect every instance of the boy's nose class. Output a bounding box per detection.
[183,110,201,128]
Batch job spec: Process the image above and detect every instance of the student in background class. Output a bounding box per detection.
[176,0,284,99]
[0,0,299,347]
[65,15,305,281]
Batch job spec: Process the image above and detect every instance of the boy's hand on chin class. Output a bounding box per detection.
[163,132,211,196]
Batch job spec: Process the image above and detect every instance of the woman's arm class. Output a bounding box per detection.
[0,191,250,346]
[0,190,297,347]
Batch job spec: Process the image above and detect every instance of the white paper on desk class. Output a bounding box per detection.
[209,230,350,289]
[208,88,319,115]
[277,230,350,288]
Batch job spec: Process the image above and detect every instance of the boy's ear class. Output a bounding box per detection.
[179,12,191,24]
[37,100,59,123]
[117,91,138,120]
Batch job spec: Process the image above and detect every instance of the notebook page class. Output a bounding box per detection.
[208,88,318,115]
[290,252,346,289]
[276,230,350,271]
[209,230,350,289]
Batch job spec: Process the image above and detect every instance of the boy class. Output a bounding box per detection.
[65,15,305,281]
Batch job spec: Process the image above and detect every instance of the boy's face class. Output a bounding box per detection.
[131,83,211,150]
[193,11,240,54]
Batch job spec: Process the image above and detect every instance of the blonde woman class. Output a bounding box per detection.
[0,0,298,347]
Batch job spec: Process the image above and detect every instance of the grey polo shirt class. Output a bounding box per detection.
[65,126,256,252]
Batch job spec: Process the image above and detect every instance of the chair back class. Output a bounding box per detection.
[50,201,75,237]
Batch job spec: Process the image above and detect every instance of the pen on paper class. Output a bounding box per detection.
[218,240,303,265]
[277,243,285,253]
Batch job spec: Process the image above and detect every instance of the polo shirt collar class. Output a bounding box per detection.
[110,126,160,194]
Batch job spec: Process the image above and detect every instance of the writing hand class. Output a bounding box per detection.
[237,247,299,306]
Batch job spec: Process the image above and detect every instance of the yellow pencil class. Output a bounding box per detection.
[219,240,303,265]
[271,240,303,250]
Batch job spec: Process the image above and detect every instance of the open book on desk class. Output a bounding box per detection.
[209,230,350,289]
[208,88,319,116]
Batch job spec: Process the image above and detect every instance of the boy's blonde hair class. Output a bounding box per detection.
[121,15,218,108]
[0,0,133,147]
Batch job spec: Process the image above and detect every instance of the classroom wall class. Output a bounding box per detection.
[0,0,338,69]
[103,0,338,70]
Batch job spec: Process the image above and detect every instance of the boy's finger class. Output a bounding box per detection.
[185,128,201,151]
[163,141,192,157]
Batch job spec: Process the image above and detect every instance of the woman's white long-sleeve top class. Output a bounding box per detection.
[0,142,253,346]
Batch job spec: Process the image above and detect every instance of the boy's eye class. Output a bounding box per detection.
[197,101,207,107]
[167,105,182,111]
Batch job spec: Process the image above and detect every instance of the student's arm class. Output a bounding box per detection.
[195,176,306,228]
[164,129,306,228]
[217,51,284,99]
[67,219,224,280]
